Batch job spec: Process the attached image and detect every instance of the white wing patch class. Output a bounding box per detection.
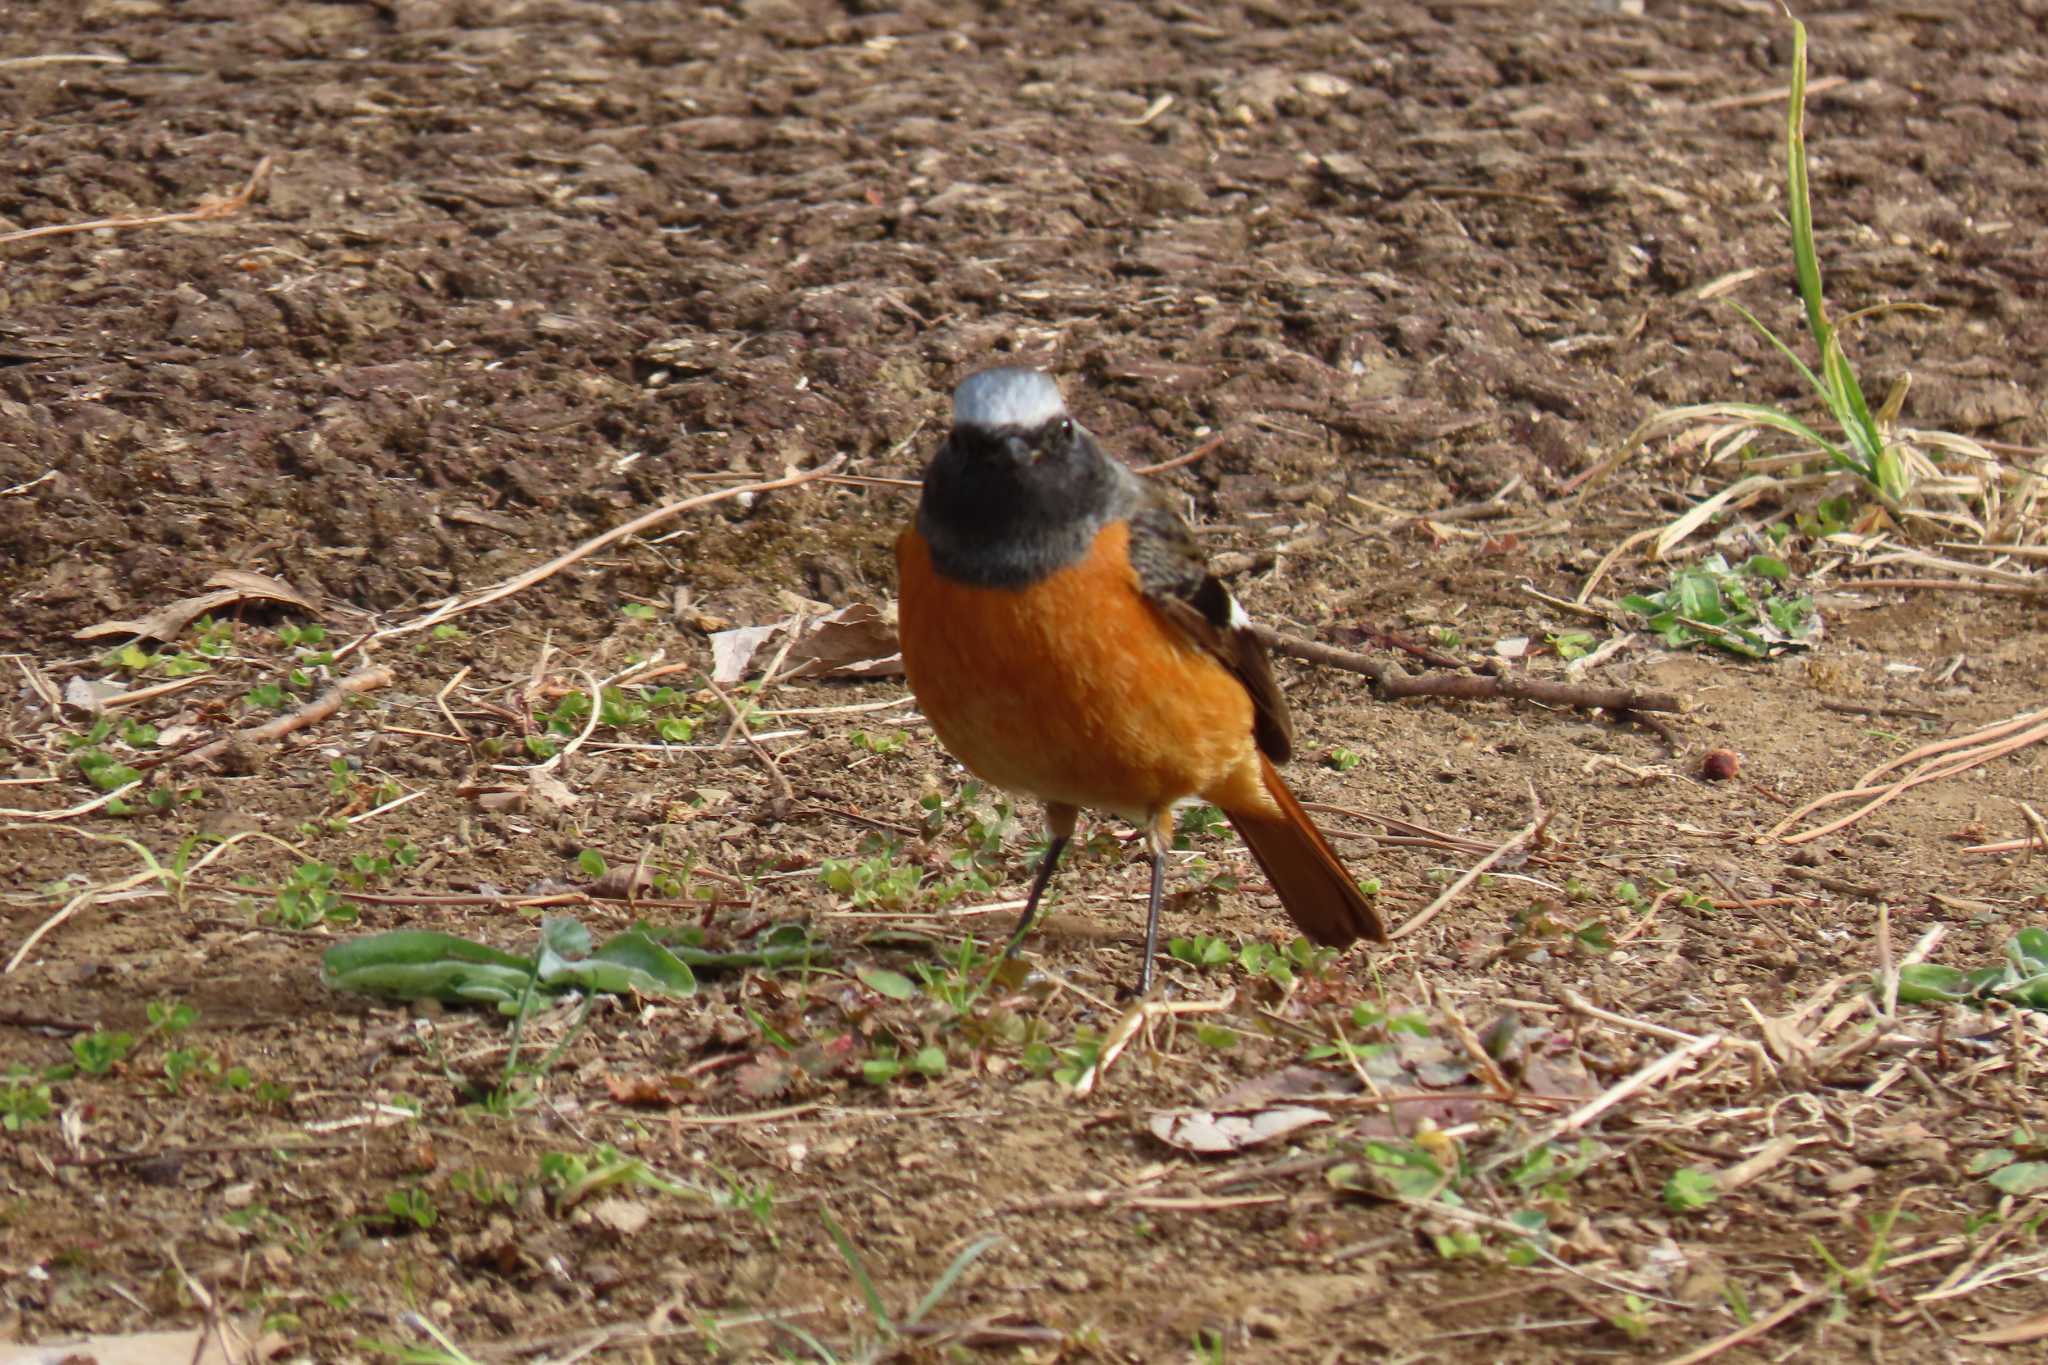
[1226,592,1251,630]
[952,367,1067,430]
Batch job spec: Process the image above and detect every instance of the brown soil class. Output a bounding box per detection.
[3,2,2046,1361]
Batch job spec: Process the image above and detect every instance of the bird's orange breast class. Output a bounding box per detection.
[896,521,1274,821]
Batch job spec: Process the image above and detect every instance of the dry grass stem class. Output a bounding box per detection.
[338,460,844,658]
[1768,707,2048,844]
[0,155,272,247]
[1390,792,1547,941]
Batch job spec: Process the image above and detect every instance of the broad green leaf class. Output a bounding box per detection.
[321,931,532,977]
[540,916,594,961]
[857,966,917,1000]
[1743,554,1790,581]
[1893,963,1971,1003]
[1987,1162,2048,1196]
[321,959,534,1006]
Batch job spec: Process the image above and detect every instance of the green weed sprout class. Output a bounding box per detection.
[1595,17,2029,555]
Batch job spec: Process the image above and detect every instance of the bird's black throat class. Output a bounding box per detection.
[916,422,1139,589]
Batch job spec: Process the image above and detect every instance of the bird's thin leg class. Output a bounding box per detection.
[1135,813,1170,996]
[1003,803,1077,959]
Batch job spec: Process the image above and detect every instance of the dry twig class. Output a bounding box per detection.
[336,459,843,659]
[703,676,795,805]
[1132,427,1230,476]
[1768,706,2048,844]
[180,666,395,769]
[1072,991,1235,1097]
[1255,627,1682,716]
[1660,1287,1830,1365]
[0,156,273,247]
[1390,791,1549,941]
[1853,576,2048,598]
[0,780,142,823]
[1477,1031,1725,1177]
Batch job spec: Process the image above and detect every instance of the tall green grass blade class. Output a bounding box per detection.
[820,1208,896,1337]
[1785,20,1829,349]
[905,1234,1004,1328]
[1780,18,1911,503]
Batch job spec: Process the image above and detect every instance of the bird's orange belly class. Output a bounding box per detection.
[897,522,1270,821]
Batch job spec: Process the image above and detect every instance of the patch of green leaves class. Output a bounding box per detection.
[820,839,923,910]
[244,681,289,710]
[856,965,916,1000]
[322,917,700,1012]
[910,936,1000,1015]
[1968,1127,2048,1197]
[161,1045,219,1095]
[1238,937,1338,987]
[1048,1028,1103,1088]
[1796,493,1855,538]
[270,860,356,929]
[71,1029,135,1076]
[1328,1138,1459,1203]
[1892,926,2048,1011]
[851,729,906,755]
[1,1069,53,1129]
[447,1168,521,1209]
[1664,1167,1721,1214]
[1305,1002,1428,1065]
[1508,1138,1600,1200]
[1547,630,1597,662]
[1621,552,1816,659]
[821,817,995,910]
[348,837,420,889]
[1168,934,1233,969]
[325,758,401,809]
[66,716,142,797]
[538,1144,695,1207]
[382,1185,439,1231]
[1173,803,1227,848]
[104,632,217,677]
[860,1039,948,1086]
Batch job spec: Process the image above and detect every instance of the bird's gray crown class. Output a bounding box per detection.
[951,366,1067,431]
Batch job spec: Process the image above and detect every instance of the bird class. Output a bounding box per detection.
[895,365,1387,994]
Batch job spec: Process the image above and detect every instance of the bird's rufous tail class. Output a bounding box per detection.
[1225,755,1388,947]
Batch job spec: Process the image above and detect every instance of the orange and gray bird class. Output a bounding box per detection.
[894,366,1386,993]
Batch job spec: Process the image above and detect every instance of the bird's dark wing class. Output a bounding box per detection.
[1126,487,1294,763]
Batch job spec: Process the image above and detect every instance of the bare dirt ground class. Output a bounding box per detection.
[3,0,2046,1360]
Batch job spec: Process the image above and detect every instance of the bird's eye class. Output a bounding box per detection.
[1055,417,1074,440]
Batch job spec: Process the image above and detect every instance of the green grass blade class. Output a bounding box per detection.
[768,1321,842,1364]
[1821,338,1907,497]
[1822,336,1882,457]
[905,1234,1005,1328]
[1727,302,1829,403]
[1785,19,1829,348]
[1699,401,1852,469]
[820,1208,895,1337]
